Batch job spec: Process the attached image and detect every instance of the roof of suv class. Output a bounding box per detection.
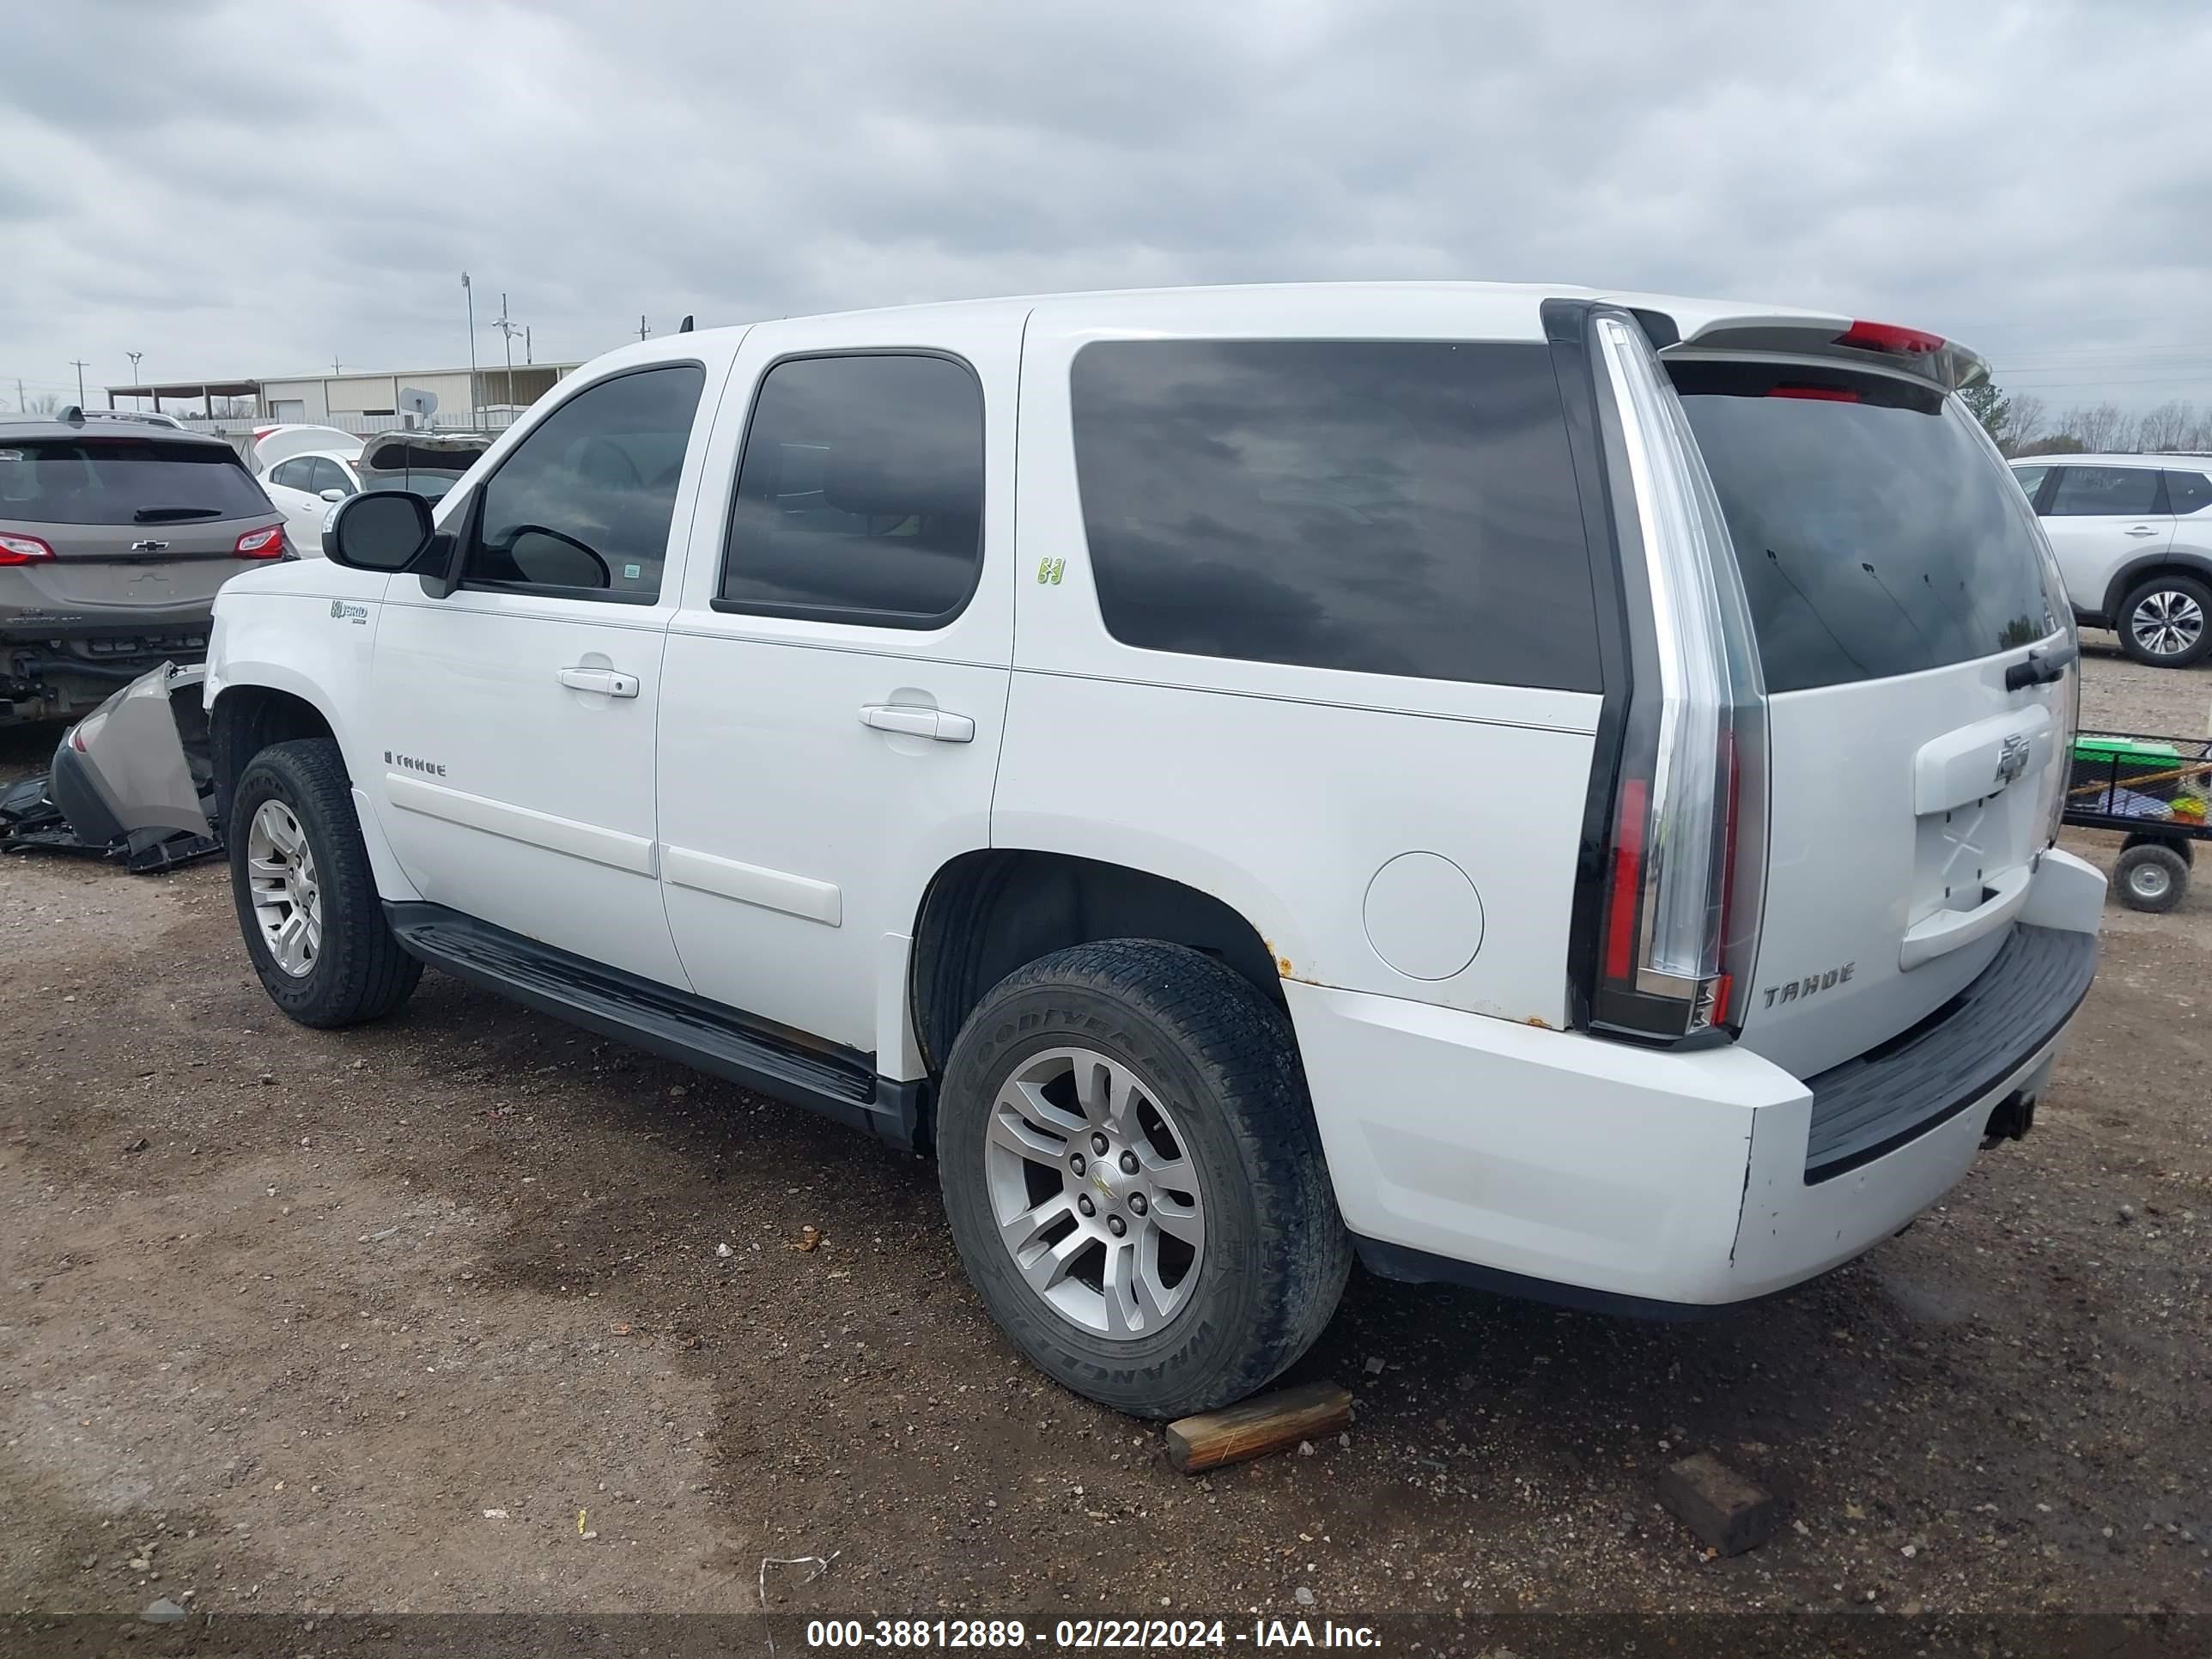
[594,281,1990,391]
[0,415,237,449]
[2012,453,2212,470]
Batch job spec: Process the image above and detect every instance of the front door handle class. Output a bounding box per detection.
[557,666,640,698]
[2125,526,2161,537]
[860,703,975,743]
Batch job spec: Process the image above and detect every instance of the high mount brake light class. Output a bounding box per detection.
[1835,319,1944,356]
[1588,313,1769,1042]
[1769,386,1861,402]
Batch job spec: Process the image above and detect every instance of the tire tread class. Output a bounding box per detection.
[229,738,421,1027]
[939,939,1351,1416]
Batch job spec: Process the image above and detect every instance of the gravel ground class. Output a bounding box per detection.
[1,647,2208,1630]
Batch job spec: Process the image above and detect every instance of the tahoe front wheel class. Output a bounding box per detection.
[936,939,1351,1419]
[228,738,422,1028]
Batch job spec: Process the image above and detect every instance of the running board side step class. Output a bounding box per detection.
[383,902,926,1152]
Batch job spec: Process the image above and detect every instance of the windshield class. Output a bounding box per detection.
[1673,362,2061,694]
[0,436,270,526]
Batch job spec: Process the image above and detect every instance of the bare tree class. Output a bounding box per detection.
[2002,392,2047,454]
[2061,402,2136,453]
[21,392,60,416]
[2136,399,2196,453]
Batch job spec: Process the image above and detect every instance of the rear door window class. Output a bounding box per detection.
[0,437,269,526]
[1672,362,2060,694]
[2047,465,2165,517]
[2165,471,2212,515]
[718,353,986,627]
[1067,340,1601,691]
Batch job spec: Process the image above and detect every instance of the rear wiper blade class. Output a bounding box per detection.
[132,506,223,523]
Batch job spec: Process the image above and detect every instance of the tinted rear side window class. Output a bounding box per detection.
[1068,340,1601,691]
[2166,470,2212,515]
[2048,465,2162,517]
[0,438,269,526]
[1672,363,2058,694]
[720,353,985,626]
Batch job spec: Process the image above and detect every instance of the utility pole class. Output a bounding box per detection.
[638,314,650,343]
[331,356,343,376]
[70,359,89,406]
[525,325,532,366]
[495,292,525,410]
[462,271,478,429]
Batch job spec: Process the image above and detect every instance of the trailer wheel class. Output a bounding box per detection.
[2115,842,2189,913]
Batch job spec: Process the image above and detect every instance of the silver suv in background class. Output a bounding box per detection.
[1,411,289,727]
[2012,453,2212,666]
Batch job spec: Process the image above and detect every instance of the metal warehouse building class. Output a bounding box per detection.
[102,362,580,426]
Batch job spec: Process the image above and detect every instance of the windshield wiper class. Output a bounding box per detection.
[132,506,225,523]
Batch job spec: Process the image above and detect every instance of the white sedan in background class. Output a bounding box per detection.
[258,432,489,556]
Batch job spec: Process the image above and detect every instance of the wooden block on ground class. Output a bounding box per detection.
[1165,1381,1352,1474]
[1657,1450,1777,1556]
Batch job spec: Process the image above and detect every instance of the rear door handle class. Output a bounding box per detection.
[860,703,975,743]
[557,666,639,698]
[2125,526,2160,537]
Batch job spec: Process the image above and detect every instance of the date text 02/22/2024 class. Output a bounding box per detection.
[802,1620,1383,1650]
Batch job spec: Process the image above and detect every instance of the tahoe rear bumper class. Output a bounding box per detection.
[1289,848,2104,1311]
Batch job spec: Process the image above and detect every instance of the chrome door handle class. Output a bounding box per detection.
[557,666,639,698]
[860,703,975,743]
[2125,526,2160,537]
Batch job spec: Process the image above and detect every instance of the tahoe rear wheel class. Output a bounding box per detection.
[228,738,422,1028]
[2119,574,2212,668]
[937,939,1351,1419]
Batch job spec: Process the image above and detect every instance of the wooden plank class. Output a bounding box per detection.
[1164,1381,1351,1474]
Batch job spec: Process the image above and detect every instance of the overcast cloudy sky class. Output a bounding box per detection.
[3,0,2208,422]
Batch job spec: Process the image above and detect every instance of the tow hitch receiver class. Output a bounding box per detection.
[1982,1091,2036,1149]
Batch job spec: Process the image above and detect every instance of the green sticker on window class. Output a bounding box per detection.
[624,562,641,580]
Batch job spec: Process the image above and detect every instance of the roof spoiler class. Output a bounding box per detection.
[1650,313,1990,392]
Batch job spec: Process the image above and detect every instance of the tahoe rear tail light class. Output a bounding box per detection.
[234,524,288,559]
[1588,313,1769,1042]
[0,531,57,565]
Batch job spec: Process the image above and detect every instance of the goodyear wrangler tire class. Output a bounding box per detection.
[937,939,1351,1418]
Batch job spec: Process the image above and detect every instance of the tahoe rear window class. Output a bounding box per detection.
[1672,362,2060,694]
[1068,340,1601,692]
[0,437,270,526]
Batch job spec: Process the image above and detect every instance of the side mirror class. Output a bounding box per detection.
[318,487,348,503]
[323,490,434,572]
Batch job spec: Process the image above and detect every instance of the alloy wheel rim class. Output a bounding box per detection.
[2131,590,2203,659]
[246,799,322,978]
[983,1045,1206,1340]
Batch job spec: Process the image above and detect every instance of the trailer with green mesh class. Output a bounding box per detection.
[2065,732,2212,911]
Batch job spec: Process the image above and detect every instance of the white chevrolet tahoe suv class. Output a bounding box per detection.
[202,284,2106,1419]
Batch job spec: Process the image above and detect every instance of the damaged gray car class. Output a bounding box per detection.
[0,661,222,872]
